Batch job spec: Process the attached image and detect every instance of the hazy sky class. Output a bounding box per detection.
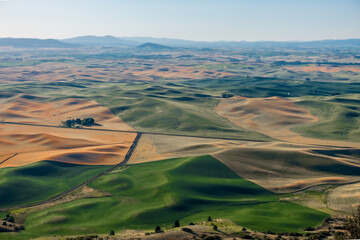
[0,0,359,41]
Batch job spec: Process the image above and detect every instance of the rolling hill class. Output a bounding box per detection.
[0,38,78,48]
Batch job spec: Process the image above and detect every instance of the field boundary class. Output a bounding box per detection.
[0,121,269,142]
[0,133,142,211]
[0,153,18,165]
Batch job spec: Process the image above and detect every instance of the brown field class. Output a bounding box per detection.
[129,134,248,164]
[0,60,235,84]
[215,96,359,147]
[327,182,360,213]
[0,95,134,131]
[0,97,136,168]
[129,133,360,193]
[214,147,360,193]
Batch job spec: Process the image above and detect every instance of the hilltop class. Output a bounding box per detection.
[136,42,174,50]
[0,38,78,48]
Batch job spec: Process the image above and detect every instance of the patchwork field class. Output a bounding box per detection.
[216,95,360,145]
[0,45,359,239]
[0,95,134,131]
[0,95,136,167]
[1,155,328,240]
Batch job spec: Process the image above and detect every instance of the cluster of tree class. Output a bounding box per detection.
[221,93,234,98]
[3,214,14,223]
[65,235,98,240]
[108,210,360,239]
[61,118,95,128]
[153,217,217,234]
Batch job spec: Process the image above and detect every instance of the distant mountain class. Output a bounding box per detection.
[123,37,360,49]
[0,38,78,48]
[62,35,139,47]
[2,36,359,49]
[135,42,173,50]
[122,37,197,47]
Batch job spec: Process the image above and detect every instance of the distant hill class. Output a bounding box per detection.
[121,37,360,48]
[2,36,359,49]
[62,35,139,47]
[135,42,173,50]
[0,38,78,48]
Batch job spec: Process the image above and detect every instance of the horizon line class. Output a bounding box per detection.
[1,35,359,43]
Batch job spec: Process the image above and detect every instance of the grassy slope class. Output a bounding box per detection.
[293,95,360,142]
[2,76,358,141]
[182,77,360,141]
[4,155,328,240]
[183,77,360,98]
[0,80,272,140]
[0,161,110,209]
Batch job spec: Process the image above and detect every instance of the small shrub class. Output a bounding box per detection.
[345,206,360,239]
[109,230,115,235]
[213,225,218,231]
[289,232,303,237]
[182,227,194,234]
[304,227,315,231]
[208,216,212,221]
[221,93,234,98]
[204,236,221,240]
[174,219,180,228]
[155,226,161,233]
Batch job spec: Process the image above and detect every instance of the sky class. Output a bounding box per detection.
[0,0,359,41]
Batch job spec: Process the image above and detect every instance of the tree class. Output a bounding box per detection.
[2,221,6,226]
[174,220,180,228]
[213,225,218,231]
[155,225,161,233]
[208,216,212,222]
[109,230,115,235]
[345,206,360,239]
[82,118,95,126]
[221,93,233,98]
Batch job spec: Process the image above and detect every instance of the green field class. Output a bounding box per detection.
[0,161,110,208]
[0,79,272,140]
[1,72,359,141]
[293,95,360,142]
[1,155,328,239]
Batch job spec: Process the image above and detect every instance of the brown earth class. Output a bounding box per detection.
[129,134,360,194]
[0,97,136,168]
[0,95,134,131]
[0,61,234,84]
[327,182,360,213]
[215,96,359,147]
